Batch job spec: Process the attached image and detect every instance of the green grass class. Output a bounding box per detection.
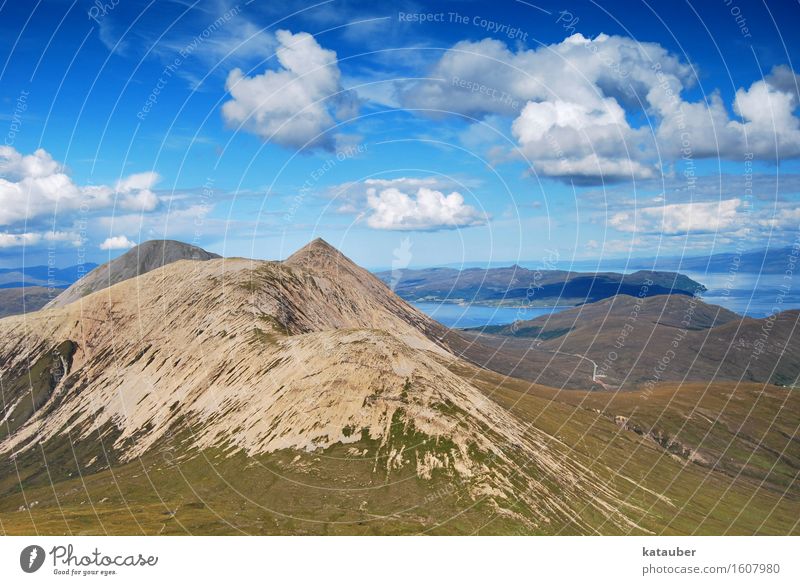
[0,422,522,535]
[448,362,800,535]
[1,351,796,535]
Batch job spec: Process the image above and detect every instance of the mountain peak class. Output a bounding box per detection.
[285,237,352,273]
[46,239,220,308]
[127,239,219,259]
[294,237,337,254]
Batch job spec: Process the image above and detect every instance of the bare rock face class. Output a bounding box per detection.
[284,238,448,342]
[0,239,649,532]
[45,239,220,308]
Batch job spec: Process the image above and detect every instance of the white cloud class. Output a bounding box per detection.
[0,233,39,248]
[0,146,161,225]
[0,147,61,179]
[113,171,160,211]
[0,230,82,248]
[367,177,452,189]
[221,30,359,150]
[401,33,800,182]
[115,171,158,192]
[656,68,800,159]
[365,185,486,231]
[756,205,800,229]
[399,33,689,118]
[99,235,137,250]
[609,199,742,235]
[511,97,658,182]
[399,33,688,182]
[330,177,466,214]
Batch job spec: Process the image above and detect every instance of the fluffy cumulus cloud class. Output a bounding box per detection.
[401,34,800,183]
[0,230,82,248]
[511,97,658,183]
[99,235,137,250]
[0,146,161,227]
[329,177,468,214]
[222,30,359,150]
[365,183,486,231]
[326,177,487,231]
[609,199,743,235]
[656,66,800,159]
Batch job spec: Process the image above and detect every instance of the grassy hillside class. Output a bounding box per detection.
[454,295,800,390]
[458,363,800,534]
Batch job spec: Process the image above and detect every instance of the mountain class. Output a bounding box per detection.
[46,240,219,308]
[454,294,800,389]
[376,265,705,307]
[478,293,740,336]
[0,239,629,533]
[627,245,797,273]
[0,263,98,317]
[0,239,797,535]
[0,263,98,288]
[0,286,58,318]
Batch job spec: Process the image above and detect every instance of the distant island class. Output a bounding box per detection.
[614,245,798,274]
[376,265,705,307]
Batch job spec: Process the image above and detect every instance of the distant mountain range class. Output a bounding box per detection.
[0,241,218,316]
[376,265,705,307]
[0,263,97,289]
[2,243,787,318]
[403,245,798,275]
[626,245,799,273]
[0,263,98,316]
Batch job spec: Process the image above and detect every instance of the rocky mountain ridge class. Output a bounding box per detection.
[0,238,653,532]
[46,239,220,309]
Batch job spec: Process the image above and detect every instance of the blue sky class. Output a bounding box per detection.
[1,0,799,269]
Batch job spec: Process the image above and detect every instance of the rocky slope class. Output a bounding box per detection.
[45,240,219,308]
[0,239,659,533]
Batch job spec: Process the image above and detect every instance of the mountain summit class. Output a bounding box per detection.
[285,237,343,266]
[46,239,220,308]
